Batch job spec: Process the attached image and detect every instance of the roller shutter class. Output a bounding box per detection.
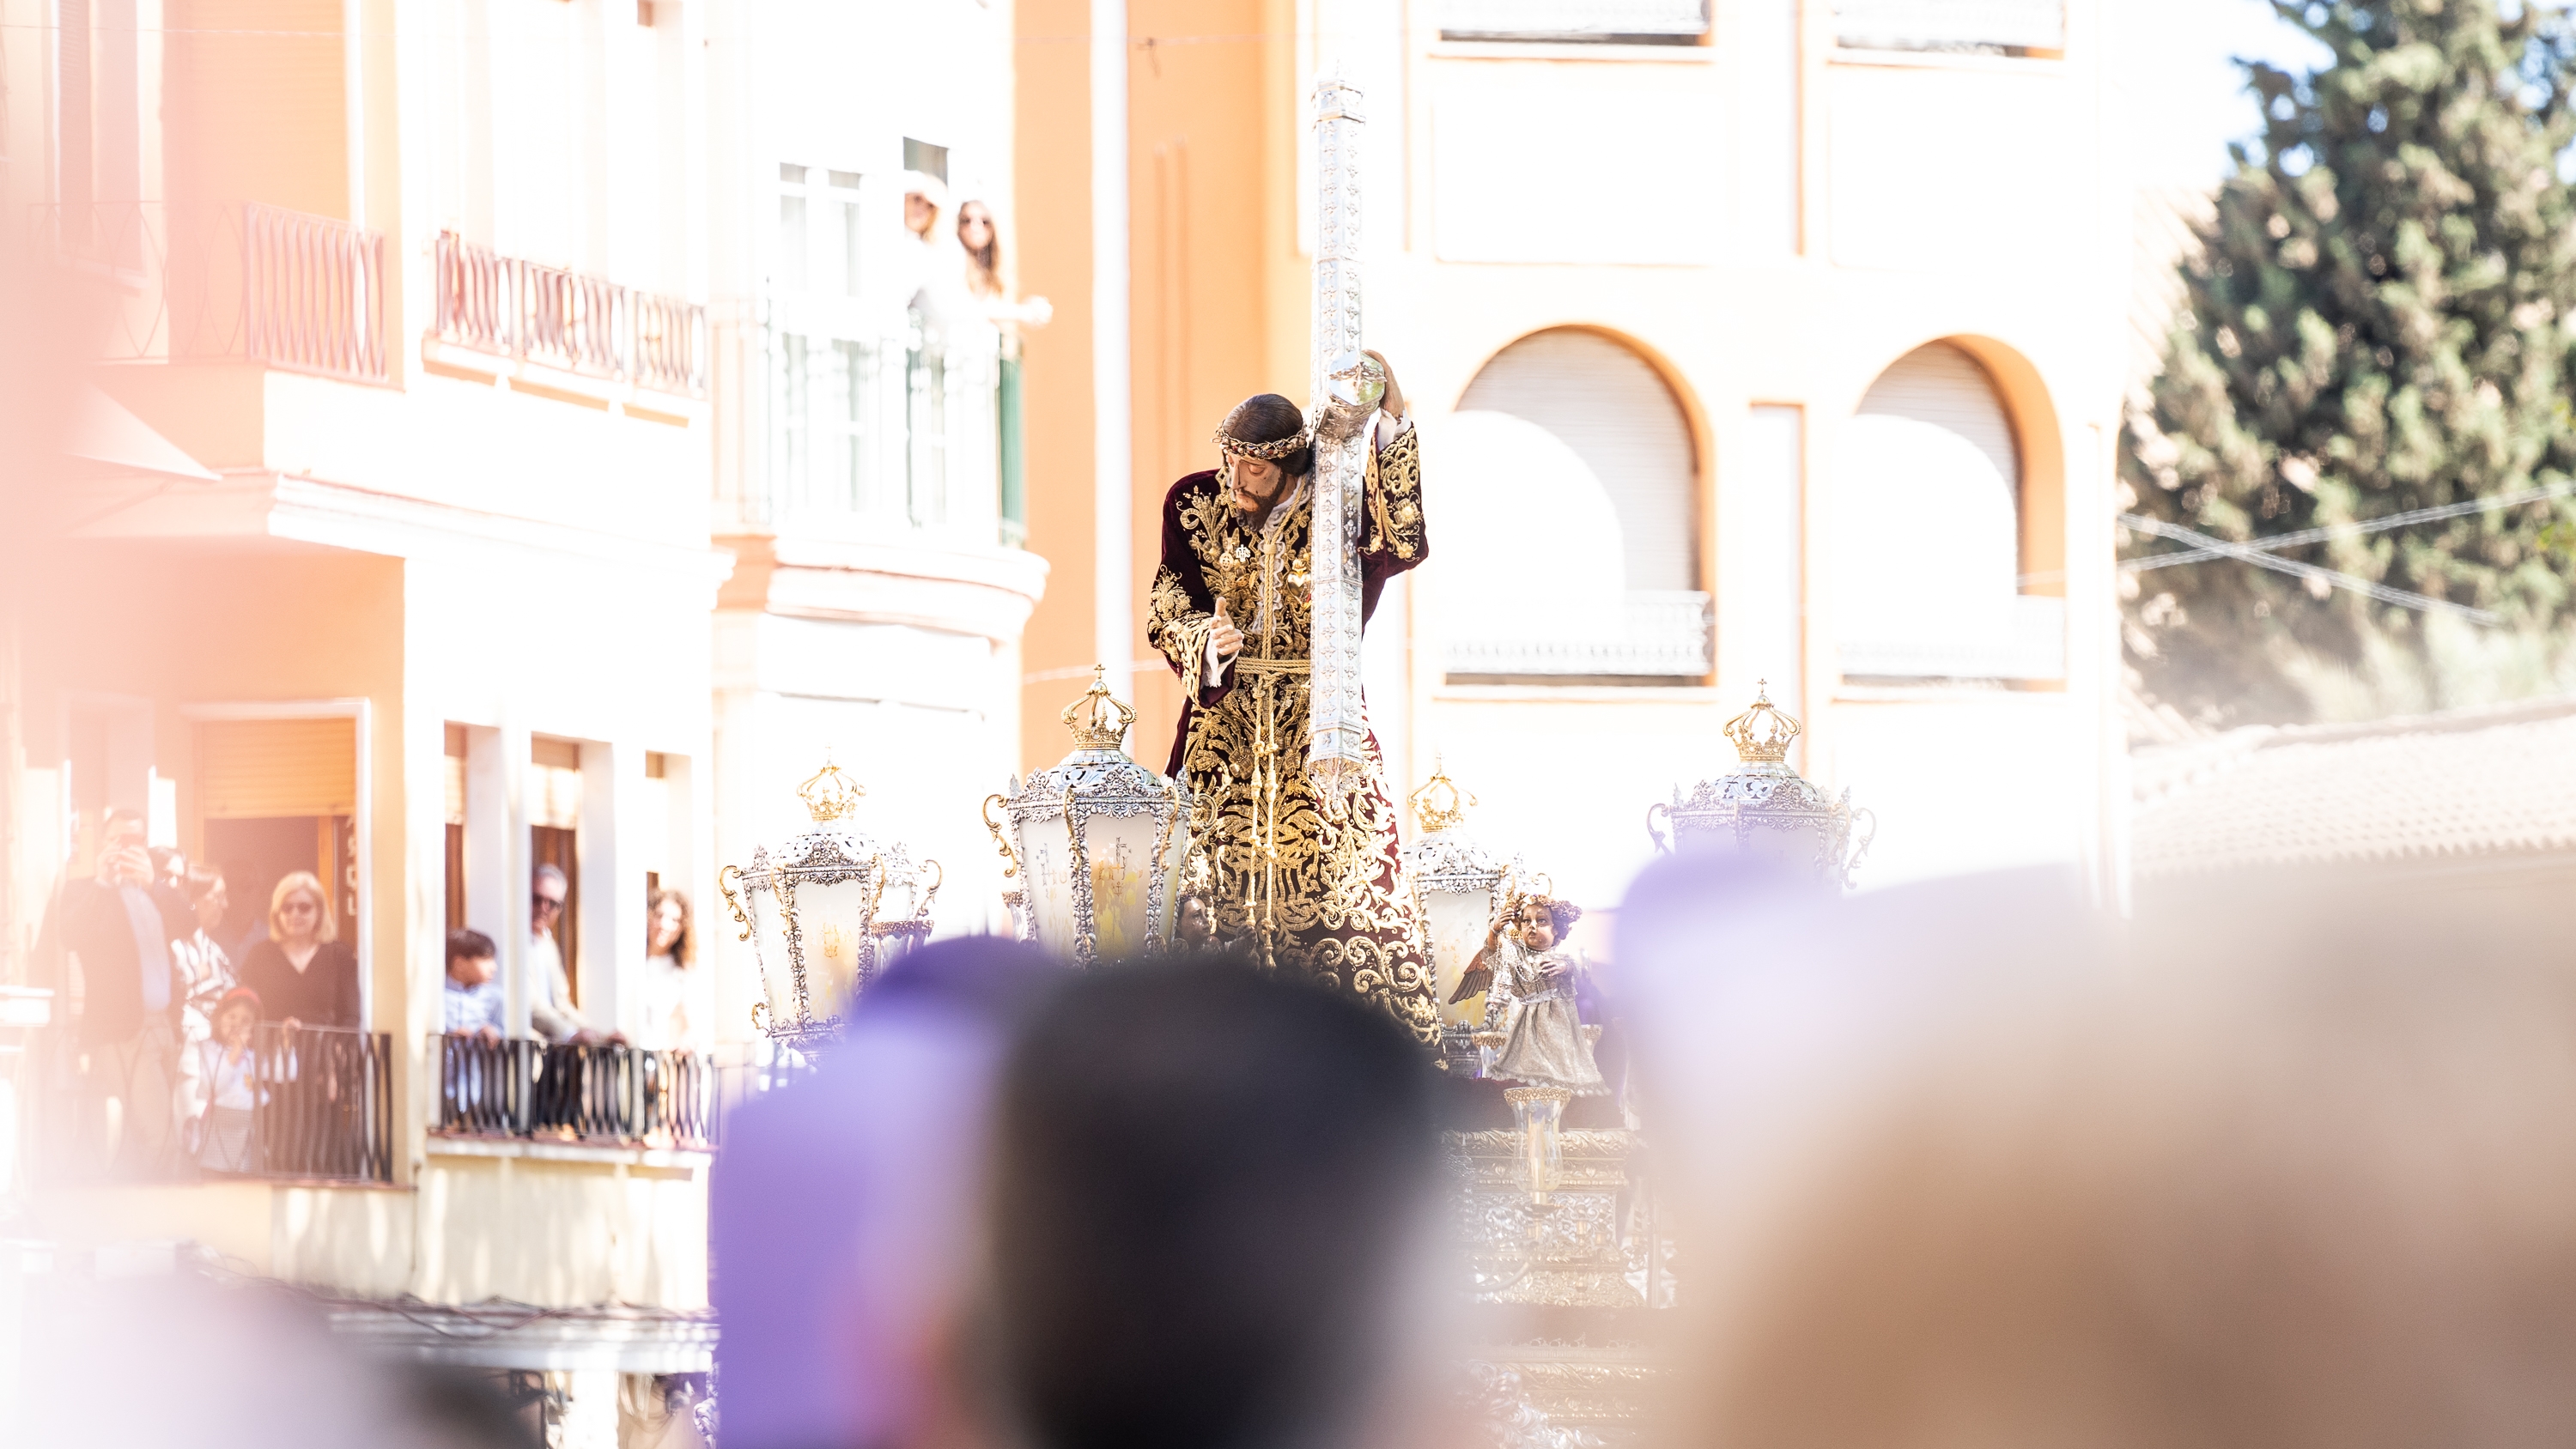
[196,717,356,819]
[1458,330,1699,591]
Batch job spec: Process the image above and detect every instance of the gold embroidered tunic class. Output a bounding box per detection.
[1147,424,1439,1043]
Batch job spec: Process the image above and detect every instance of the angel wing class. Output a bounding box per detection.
[1448,961,1493,1005]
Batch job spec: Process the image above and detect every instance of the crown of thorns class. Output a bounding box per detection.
[1212,424,1313,460]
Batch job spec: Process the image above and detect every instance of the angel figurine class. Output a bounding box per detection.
[1452,892,1605,1094]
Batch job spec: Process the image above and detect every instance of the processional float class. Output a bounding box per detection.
[712,64,1883,1449]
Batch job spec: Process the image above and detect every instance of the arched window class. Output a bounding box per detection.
[1426,330,1708,680]
[1835,342,2060,680]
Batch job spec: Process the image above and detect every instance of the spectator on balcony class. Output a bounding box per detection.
[529,864,617,1045]
[443,929,504,1042]
[902,171,975,339]
[957,199,1051,332]
[640,887,711,1052]
[903,170,948,246]
[179,985,264,1174]
[173,864,238,1046]
[236,871,360,1030]
[36,806,193,1173]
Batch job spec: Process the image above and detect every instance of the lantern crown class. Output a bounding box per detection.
[1062,666,1137,752]
[1723,682,1803,766]
[1410,757,1477,834]
[799,756,866,822]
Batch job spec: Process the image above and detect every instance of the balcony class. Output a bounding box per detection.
[30,202,388,384]
[752,306,1021,548]
[431,232,708,400]
[1835,0,2064,54]
[1443,591,1713,679]
[27,1023,392,1185]
[1437,0,1709,42]
[434,1034,718,1150]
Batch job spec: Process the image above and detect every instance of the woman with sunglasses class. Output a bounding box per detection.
[235,871,361,1030]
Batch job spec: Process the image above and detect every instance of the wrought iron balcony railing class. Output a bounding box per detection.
[29,201,389,384]
[436,1034,718,1149]
[30,1022,393,1185]
[248,1023,396,1181]
[433,231,708,398]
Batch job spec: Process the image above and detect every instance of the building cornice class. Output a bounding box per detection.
[718,530,1051,642]
[68,469,738,586]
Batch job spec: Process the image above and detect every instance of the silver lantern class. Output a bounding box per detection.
[1400,761,1520,1075]
[983,668,1193,965]
[1648,683,1874,885]
[718,758,941,1047]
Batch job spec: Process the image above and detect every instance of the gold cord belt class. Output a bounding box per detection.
[1214,649,1312,971]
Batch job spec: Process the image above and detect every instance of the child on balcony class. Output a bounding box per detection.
[179,985,264,1174]
[442,930,506,1130]
[443,929,504,1041]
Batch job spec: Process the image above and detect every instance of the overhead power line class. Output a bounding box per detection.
[2122,480,2576,574]
[2117,512,2503,625]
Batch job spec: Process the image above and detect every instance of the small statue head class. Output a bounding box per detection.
[1513,894,1582,951]
[1176,894,1216,948]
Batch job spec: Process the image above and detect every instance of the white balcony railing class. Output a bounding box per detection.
[1836,0,2064,53]
[760,305,1021,545]
[1838,595,2066,681]
[1444,591,1712,677]
[1438,0,1709,42]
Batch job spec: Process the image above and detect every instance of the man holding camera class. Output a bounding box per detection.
[39,808,197,1173]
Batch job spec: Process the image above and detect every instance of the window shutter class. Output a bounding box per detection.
[1458,330,1699,591]
[196,718,357,820]
[1856,343,2019,492]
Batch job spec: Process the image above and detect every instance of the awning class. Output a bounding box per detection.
[69,385,219,481]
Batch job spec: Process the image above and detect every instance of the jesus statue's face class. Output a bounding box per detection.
[1229,455,1291,515]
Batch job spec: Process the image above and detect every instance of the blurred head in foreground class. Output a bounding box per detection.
[984,957,1445,1449]
[24,1271,519,1449]
[1672,875,2576,1449]
[712,935,1060,1449]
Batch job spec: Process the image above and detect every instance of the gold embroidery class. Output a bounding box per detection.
[1368,426,1426,562]
[1173,483,1436,1043]
[1148,454,1439,1046]
[1148,567,1218,705]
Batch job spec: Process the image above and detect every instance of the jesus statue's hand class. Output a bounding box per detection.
[1364,349,1405,419]
[1211,597,1244,664]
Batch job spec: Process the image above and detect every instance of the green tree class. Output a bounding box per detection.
[2124,0,2576,724]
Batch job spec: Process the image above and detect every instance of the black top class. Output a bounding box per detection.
[36,878,192,1044]
[236,939,362,1029]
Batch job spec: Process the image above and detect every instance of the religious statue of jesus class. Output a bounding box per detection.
[1145,352,1440,1044]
